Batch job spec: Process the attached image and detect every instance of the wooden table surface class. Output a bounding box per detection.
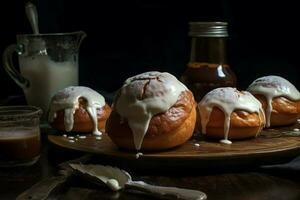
[1,130,300,200]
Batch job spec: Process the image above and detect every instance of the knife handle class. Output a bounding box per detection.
[16,176,67,200]
[125,181,207,200]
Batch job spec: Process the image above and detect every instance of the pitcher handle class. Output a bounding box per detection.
[2,44,30,89]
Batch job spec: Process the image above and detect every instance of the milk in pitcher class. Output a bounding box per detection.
[19,55,78,114]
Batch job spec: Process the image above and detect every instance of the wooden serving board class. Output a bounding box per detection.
[47,123,300,170]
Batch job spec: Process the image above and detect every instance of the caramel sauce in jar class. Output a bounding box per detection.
[182,22,237,101]
[181,62,236,101]
[0,128,40,162]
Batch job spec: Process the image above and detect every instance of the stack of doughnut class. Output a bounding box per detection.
[48,86,111,135]
[197,87,265,144]
[105,71,197,151]
[247,75,300,127]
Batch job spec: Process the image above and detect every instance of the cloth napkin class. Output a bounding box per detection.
[260,155,300,177]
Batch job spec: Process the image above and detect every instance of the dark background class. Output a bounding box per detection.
[1,0,300,102]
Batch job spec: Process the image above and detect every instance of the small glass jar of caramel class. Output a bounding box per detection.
[0,106,42,167]
[181,22,237,102]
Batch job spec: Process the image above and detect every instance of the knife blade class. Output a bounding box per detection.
[70,164,207,200]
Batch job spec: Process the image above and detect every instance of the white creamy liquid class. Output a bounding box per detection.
[48,86,105,135]
[115,71,187,150]
[247,75,300,127]
[19,55,78,116]
[198,87,264,144]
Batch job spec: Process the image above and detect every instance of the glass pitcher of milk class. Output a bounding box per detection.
[2,31,86,117]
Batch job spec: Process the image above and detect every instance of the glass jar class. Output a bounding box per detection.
[181,22,237,102]
[0,106,42,167]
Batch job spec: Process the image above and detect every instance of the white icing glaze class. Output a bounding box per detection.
[247,75,300,127]
[135,152,143,159]
[115,71,187,150]
[69,164,129,191]
[198,87,264,144]
[48,86,105,135]
[220,139,232,145]
[106,179,121,191]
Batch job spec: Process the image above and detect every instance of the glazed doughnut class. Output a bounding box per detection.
[247,75,300,127]
[48,86,111,135]
[198,87,265,144]
[106,71,197,151]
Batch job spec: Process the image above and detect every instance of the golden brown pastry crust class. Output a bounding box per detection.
[199,107,265,139]
[50,102,111,133]
[254,94,300,126]
[106,90,196,150]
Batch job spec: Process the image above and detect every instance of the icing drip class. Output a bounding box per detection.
[106,179,121,191]
[247,76,300,127]
[256,109,265,137]
[220,139,232,145]
[86,106,102,135]
[135,152,143,159]
[48,86,105,135]
[115,71,187,150]
[198,87,264,144]
[64,108,76,131]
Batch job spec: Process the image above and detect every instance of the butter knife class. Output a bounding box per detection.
[16,154,91,200]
